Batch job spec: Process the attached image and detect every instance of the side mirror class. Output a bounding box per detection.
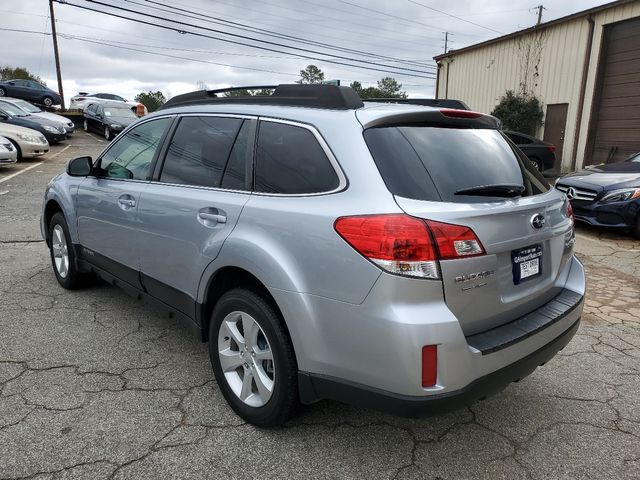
[8,81,15,85]
[67,156,93,177]
[0,113,7,120]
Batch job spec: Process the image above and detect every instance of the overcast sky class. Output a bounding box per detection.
[2,0,608,103]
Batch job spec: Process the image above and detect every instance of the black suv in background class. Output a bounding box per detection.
[504,131,557,172]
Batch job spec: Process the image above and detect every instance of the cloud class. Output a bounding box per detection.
[2,0,607,102]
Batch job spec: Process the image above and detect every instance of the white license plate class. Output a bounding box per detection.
[519,258,540,279]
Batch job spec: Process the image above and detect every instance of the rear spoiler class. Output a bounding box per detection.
[358,108,502,130]
[365,98,471,110]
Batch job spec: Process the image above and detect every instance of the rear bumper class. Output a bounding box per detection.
[300,317,580,417]
[273,255,585,414]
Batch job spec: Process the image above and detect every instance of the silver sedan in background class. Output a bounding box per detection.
[0,135,18,165]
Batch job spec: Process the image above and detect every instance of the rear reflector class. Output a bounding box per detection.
[439,108,483,119]
[334,214,485,279]
[422,345,438,387]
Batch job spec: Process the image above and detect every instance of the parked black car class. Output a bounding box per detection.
[504,131,557,172]
[0,79,62,107]
[0,101,66,144]
[83,102,137,140]
[556,152,640,237]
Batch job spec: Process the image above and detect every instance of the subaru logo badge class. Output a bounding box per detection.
[531,213,545,229]
[565,187,576,200]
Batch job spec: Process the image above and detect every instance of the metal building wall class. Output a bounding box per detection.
[436,1,640,172]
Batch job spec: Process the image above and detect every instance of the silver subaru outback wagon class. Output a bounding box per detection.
[41,84,585,427]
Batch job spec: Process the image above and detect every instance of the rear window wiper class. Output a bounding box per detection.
[454,184,525,197]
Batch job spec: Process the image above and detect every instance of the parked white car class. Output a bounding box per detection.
[0,122,49,159]
[70,92,147,115]
[0,97,75,136]
[0,135,18,165]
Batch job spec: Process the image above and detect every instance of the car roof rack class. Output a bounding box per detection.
[364,98,471,110]
[160,84,364,110]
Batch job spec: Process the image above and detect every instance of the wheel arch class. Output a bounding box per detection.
[44,199,64,245]
[199,266,290,344]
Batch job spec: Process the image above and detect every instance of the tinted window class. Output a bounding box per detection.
[100,118,170,180]
[160,116,243,188]
[254,121,339,194]
[364,127,550,203]
[86,104,96,113]
[221,120,251,190]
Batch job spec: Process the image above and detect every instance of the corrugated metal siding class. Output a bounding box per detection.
[437,1,640,171]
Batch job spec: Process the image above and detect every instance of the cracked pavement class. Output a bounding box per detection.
[1,134,639,479]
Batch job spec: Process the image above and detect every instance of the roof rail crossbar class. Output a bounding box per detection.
[160,84,365,110]
[364,98,471,110]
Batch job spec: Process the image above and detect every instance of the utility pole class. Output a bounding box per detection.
[534,5,545,25]
[443,32,451,54]
[48,0,65,110]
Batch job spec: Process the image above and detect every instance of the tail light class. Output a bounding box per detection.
[334,214,485,279]
[422,345,438,387]
[548,145,556,152]
[566,200,574,226]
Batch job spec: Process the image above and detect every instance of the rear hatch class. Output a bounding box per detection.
[360,110,574,335]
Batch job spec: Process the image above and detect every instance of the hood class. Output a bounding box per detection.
[18,114,64,129]
[0,122,46,138]
[34,111,72,127]
[107,115,136,127]
[559,169,640,190]
[585,161,640,173]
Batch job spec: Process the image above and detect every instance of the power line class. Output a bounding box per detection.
[132,0,435,70]
[335,0,443,33]
[54,1,435,78]
[0,28,298,77]
[406,0,504,34]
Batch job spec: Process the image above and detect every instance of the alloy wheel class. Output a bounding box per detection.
[43,97,53,107]
[51,224,69,278]
[83,119,88,132]
[104,126,110,140]
[217,311,275,408]
[0,88,5,97]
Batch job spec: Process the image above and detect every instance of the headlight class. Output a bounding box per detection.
[16,133,40,142]
[600,188,640,203]
[43,125,57,133]
[110,124,121,129]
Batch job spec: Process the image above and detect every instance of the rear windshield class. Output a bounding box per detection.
[364,127,550,203]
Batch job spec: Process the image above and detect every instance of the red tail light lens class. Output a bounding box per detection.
[440,108,483,119]
[566,201,574,226]
[334,214,485,278]
[548,145,556,152]
[422,345,438,387]
[334,214,438,278]
[426,220,485,260]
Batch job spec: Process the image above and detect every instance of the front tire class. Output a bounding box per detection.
[209,288,299,427]
[0,87,6,97]
[634,215,640,239]
[48,212,84,289]
[104,126,111,141]
[8,139,21,160]
[83,119,88,132]
[43,96,53,108]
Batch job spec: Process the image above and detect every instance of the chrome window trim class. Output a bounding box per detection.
[252,116,348,197]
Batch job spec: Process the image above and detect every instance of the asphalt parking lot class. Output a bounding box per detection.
[1,133,639,479]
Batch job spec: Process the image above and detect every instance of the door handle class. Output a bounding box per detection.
[118,194,136,209]
[198,212,226,224]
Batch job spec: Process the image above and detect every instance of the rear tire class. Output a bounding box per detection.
[43,96,53,108]
[209,288,299,427]
[0,87,6,97]
[529,157,542,172]
[48,213,86,290]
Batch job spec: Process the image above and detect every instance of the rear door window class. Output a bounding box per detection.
[254,121,339,194]
[159,116,244,188]
[364,127,549,203]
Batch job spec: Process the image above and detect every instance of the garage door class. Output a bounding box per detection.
[589,17,640,165]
